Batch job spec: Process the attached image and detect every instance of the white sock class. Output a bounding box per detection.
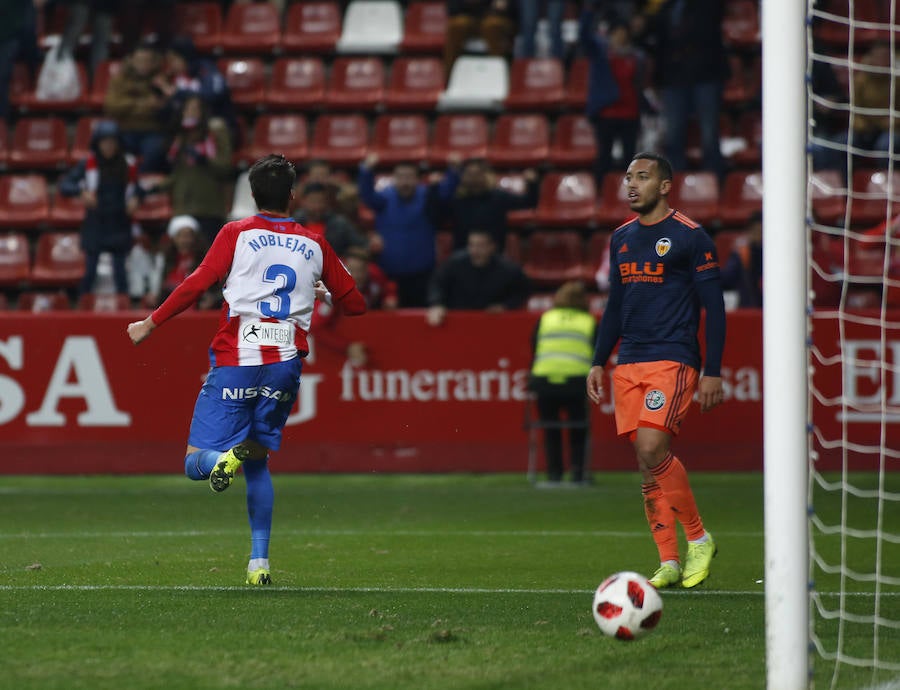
[248,558,269,571]
[662,559,680,571]
[689,532,710,545]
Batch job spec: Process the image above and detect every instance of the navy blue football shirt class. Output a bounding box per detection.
[593,210,725,374]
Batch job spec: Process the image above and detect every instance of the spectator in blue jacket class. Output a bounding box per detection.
[358,154,460,308]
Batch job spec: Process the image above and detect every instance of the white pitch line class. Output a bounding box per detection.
[0,584,748,595]
[0,584,895,597]
[0,528,766,540]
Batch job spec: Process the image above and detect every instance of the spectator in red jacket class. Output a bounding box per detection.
[580,9,648,185]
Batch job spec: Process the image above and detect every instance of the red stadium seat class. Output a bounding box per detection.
[369,115,429,167]
[219,59,267,112]
[324,57,385,111]
[9,117,68,170]
[68,116,103,165]
[810,170,847,225]
[88,60,120,111]
[685,115,734,168]
[522,231,586,287]
[583,231,611,284]
[505,58,565,111]
[282,1,341,54]
[535,172,597,228]
[850,169,900,227]
[595,172,631,229]
[723,0,760,48]
[221,1,281,54]
[401,1,446,54]
[487,114,549,169]
[132,175,172,223]
[77,293,132,312]
[729,111,762,168]
[549,114,596,168]
[713,230,742,268]
[9,63,32,112]
[17,291,71,311]
[308,115,370,166]
[238,115,308,167]
[503,232,522,263]
[0,232,32,286]
[267,58,326,111]
[0,120,8,168]
[173,2,223,53]
[0,175,50,229]
[719,170,763,227]
[30,232,85,287]
[384,57,443,112]
[563,58,589,109]
[49,191,86,228]
[497,173,536,228]
[428,114,488,166]
[668,172,720,227]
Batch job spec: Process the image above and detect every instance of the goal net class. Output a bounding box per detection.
[806,1,900,688]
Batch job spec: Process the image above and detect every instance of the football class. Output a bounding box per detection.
[592,571,663,640]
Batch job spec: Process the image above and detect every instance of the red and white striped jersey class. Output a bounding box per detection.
[152,214,356,366]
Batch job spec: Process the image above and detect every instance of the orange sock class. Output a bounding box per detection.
[642,481,679,564]
[650,452,706,542]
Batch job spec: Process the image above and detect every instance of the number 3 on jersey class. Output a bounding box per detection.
[259,263,296,319]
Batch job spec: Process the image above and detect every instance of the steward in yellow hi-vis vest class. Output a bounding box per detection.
[528,282,598,484]
[531,309,596,382]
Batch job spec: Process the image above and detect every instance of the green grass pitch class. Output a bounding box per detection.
[1,472,898,690]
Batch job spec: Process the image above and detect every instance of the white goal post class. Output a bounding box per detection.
[763,0,810,688]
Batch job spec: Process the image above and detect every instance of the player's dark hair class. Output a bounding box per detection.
[632,152,673,181]
[249,154,296,213]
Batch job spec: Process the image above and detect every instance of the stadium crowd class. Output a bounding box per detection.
[6,0,882,316]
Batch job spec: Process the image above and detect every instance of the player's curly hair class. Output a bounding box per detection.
[249,154,297,213]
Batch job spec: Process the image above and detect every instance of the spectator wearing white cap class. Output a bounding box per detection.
[143,214,218,309]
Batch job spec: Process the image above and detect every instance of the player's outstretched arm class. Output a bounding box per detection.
[127,316,156,345]
[337,286,367,315]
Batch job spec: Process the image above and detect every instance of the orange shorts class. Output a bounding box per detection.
[611,360,699,439]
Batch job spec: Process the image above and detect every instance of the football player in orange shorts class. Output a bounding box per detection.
[586,153,726,589]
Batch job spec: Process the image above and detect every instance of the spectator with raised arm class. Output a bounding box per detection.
[448,158,538,252]
[155,35,238,147]
[357,154,460,308]
[163,95,233,244]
